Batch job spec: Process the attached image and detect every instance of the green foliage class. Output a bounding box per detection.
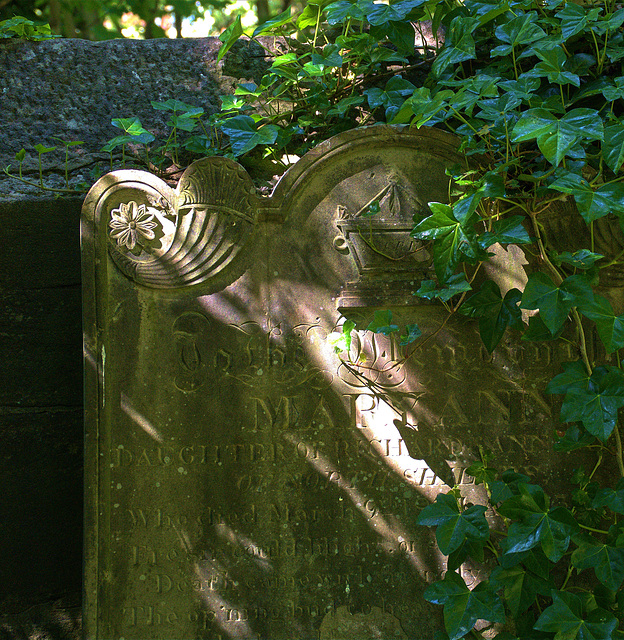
[214,0,624,637]
[18,0,624,634]
[0,16,60,40]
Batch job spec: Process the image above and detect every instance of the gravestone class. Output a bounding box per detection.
[82,126,569,639]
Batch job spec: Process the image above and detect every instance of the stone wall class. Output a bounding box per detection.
[0,35,269,638]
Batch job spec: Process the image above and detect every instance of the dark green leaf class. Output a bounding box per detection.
[399,323,421,346]
[425,572,505,640]
[602,124,624,173]
[479,215,531,248]
[546,360,591,395]
[490,565,551,617]
[492,12,547,57]
[325,0,365,24]
[522,313,564,342]
[556,3,601,40]
[593,478,624,515]
[534,46,580,87]
[412,202,480,281]
[534,590,618,640]
[432,16,479,76]
[367,310,399,336]
[550,172,624,223]
[416,492,489,555]
[364,0,424,25]
[572,541,624,591]
[505,506,578,562]
[512,108,603,166]
[554,424,596,452]
[461,282,522,352]
[580,294,624,353]
[559,366,624,441]
[221,116,278,156]
[520,272,571,334]
[550,249,604,270]
[415,273,472,302]
[465,460,497,485]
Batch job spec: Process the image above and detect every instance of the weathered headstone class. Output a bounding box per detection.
[82,126,568,639]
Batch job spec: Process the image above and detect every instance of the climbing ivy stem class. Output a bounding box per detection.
[614,425,624,478]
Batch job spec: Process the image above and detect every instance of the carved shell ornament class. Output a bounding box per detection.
[104,158,259,289]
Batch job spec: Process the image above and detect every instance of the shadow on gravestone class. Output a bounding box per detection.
[81,125,572,640]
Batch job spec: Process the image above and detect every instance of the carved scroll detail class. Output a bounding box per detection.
[105,158,259,290]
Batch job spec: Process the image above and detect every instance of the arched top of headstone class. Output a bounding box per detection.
[82,125,468,296]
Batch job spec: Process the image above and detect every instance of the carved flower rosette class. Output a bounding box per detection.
[104,158,259,290]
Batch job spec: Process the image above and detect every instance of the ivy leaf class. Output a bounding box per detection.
[546,360,591,395]
[550,249,603,270]
[580,294,624,353]
[447,537,486,572]
[325,0,365,24]
[367,310,399,336]
[328,320,356,354]
[465,460,497,485]
[602,124,624,173]
[593,478,624,514]
[522,313,564,342]
[534,590,618,640]
[217,15,244,62]
[490,565,551,617]
[554,424,596,452]
[560,366,624,441]
[534,47,581,87]
[416,492,489,555]
[520,272,593,335]
[220,116,278,156]
[432,16,479,76]
[411,202,480,281]
[512,108,603,166]
[415,273,472,302]
[399,323,422,346]
[424,572,505,640]
[461,282,522,353]
[479,215,531,248]
[572,541,624,591]
[491,12,547,57]
[364,0,424,25]
[550,172,624,223]
[252,7,292,36]
[556,3,601,40]
[505,505,578,562]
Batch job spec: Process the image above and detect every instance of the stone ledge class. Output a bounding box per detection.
[0,36,273,198]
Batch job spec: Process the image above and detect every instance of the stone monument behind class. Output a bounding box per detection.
[81,126,568,639]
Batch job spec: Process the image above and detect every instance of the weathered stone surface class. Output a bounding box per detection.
[0,196,83,624]
[82,125,576,639]
[0,37,270,198]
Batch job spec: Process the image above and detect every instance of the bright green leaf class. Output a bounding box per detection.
[253,7,292,36]
[217,15,244,62]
